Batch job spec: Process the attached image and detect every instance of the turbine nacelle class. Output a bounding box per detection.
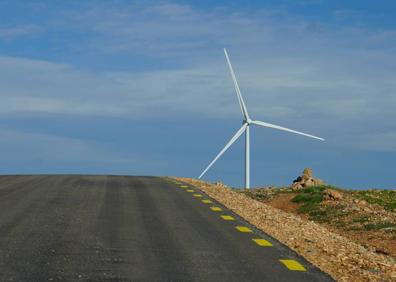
[243,119,252,125]
[199,48,325,189]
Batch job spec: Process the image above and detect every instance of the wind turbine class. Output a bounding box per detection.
[198,48,325,189]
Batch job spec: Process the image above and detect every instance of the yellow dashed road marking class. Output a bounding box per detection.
[236,226,252,233]
[193,194,203,197]
[252,238,273,247]
[221,215,235,221]
[210,207,222,212]
[186,189,194,192]
[280,260,306,271]
[180,185,188,188]
[202,200,212,204]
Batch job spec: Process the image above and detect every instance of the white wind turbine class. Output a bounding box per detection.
[199,48,325,189]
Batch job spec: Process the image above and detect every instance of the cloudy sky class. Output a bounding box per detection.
[0,0,395,188]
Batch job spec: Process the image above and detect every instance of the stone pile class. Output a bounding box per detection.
[291,168,324,190]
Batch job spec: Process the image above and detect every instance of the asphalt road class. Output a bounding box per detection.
[0,175,332,281]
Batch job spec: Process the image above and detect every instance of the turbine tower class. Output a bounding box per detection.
[199,48,325,189]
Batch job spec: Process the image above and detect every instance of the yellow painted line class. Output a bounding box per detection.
[210,207,222,212]
[186,189,194,192]
[236,226,252,233]
[202,199,212,204]
[280,260,306,271]
[180,185,188,188]
[193,194,203,198]
[221,215,235,221]
[252,238,273,247]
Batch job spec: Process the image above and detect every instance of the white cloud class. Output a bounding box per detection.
[0,24,40,40]
[0,55,229,117]
[0,2,395,152]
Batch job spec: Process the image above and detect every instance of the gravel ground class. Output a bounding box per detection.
[174,177,396,282]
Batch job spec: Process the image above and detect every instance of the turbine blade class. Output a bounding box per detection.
[199,124,248,179]
[224,48,250,120]
[251,120,325,141]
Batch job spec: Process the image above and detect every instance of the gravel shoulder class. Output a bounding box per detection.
[175,177,396,282]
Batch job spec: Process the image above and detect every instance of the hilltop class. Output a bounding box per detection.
[243,186,396,258]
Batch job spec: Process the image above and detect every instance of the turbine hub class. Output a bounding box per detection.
[245,118,252,125]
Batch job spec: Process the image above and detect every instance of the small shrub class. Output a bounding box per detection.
[308,209,328,222]
[353,216,370,223]
[385,202,396,211]
[297,202,319,214]
[302,185,326,194]
[292,193,313,203]
[363,222,396,230]
[292,186,324,204]
[292,185,326,216]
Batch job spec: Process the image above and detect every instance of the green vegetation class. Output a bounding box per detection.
[350,190,396,211]
[290,187,396,235]
[289,185,347,223]
[241,184,396,239]
[291,185,325,213]
[363,222,396,240]
[352,216,370,223]
[311,206,349,223]
[363,221,396,231]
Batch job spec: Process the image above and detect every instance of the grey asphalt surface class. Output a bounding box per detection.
[0,175,333,281]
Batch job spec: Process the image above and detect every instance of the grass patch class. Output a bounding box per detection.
[353,216,370,223]
[297,202,319,214]
[351,190,396,211]
[309,206,348,223]
[345,226,363,231]
[291,185,326,214]
[363,222,396,231]
[385,202,396,211]
[291,186,350,223]
[302,185,327,193]
[292,193,323,204]
[334,220,347,228]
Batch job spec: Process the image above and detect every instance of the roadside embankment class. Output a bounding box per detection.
[174,177,396,282]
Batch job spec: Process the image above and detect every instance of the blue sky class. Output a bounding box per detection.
[0,1,395,189]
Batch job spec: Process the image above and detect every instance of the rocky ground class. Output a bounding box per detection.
[249,187,396,258]
[173,177,396,281]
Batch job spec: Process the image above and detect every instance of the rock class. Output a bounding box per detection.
[214,181,227,187]
[304,178,316,187]
[351,205,360,211]
[292,176,302,183]
[360,200,368,206]
[302,168,313,179]
[291,182,303,191]
[323,189,343,201]
[290,168,325,190]
[313,178,325,186]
